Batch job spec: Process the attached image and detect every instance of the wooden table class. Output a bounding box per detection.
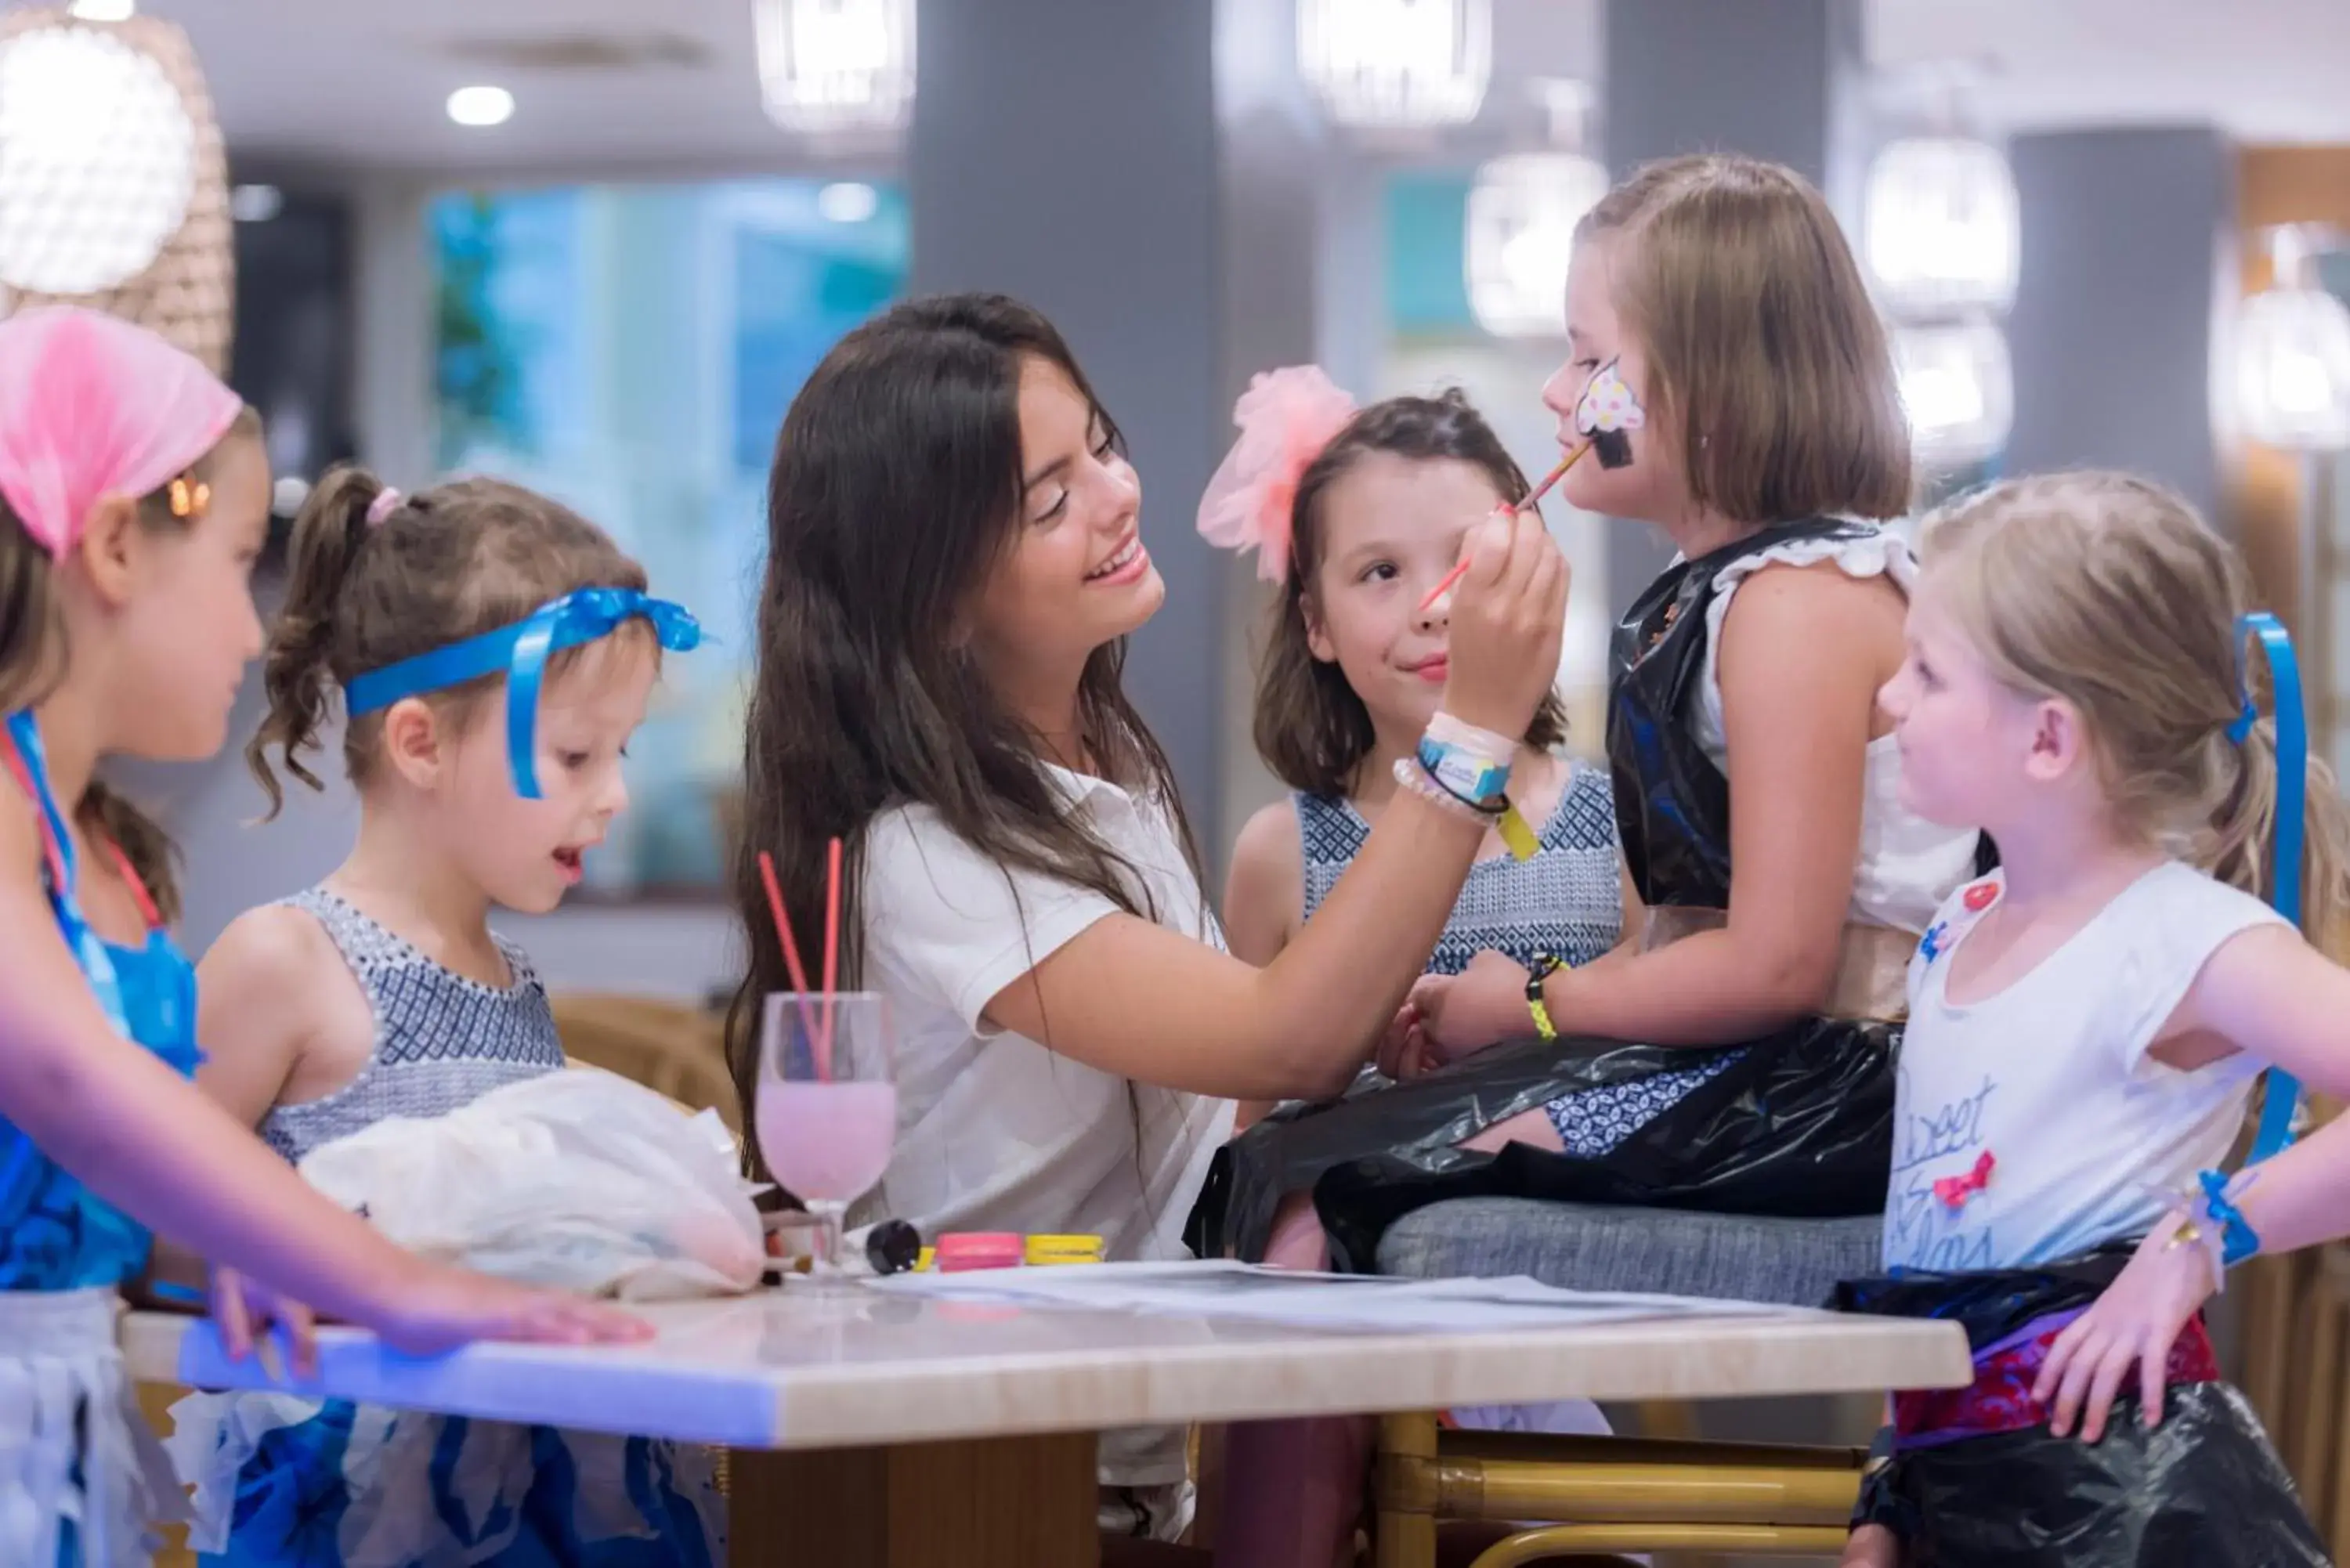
[125,1282,1968,1566]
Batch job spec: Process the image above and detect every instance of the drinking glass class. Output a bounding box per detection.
[757,992,897,1271]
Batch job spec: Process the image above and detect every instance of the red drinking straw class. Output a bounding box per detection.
[757,850,824,1075]
[1417,442,1586,614]
[819,836,844,1082]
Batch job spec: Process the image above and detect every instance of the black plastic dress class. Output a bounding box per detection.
[1189,519,1912,1269]
[1837,1252,2329,1567]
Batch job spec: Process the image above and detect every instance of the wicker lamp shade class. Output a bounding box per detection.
[0,8,233,373]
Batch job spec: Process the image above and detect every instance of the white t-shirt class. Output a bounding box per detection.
[858,765,1237,1491]
[1883,861,2286,1273]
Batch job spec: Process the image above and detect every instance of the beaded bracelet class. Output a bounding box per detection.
[1394,755,1504,826]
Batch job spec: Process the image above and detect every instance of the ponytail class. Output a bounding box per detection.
[245,464,385,818]
[2208,721,2350,959]
[79,779,179,926]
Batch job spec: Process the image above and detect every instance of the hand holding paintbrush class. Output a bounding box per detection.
[1419,356,1644,614]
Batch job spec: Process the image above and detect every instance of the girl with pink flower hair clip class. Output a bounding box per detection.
[1206,369,1622,1106]
[1200,370,1630,1567]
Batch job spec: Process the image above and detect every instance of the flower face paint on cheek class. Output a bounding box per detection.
[1575,356,1646,471]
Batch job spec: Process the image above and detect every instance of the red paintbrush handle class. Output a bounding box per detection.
[1415,443,1585,614]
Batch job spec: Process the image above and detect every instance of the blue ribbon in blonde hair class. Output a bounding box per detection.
[343,587,701,800]
[2231,611,2305,1163]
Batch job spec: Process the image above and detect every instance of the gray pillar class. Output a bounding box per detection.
[910,0,1224,830]
[1598,0,1870,612]
[1213,0,1342,861]
[2003,127,2232,523]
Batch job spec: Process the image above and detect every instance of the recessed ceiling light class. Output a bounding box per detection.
[230,183,283,223]
[67,0,136,20]
[446,85,515,128]
[815,182,878,224]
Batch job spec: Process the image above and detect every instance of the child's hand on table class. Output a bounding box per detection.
[369,1263,654,1356]
[2031,1218,2220,1442]
[208,1264,320,1380]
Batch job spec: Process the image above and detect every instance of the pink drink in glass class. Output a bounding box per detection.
[759,991,896,1271]
[757,1080,898,1206]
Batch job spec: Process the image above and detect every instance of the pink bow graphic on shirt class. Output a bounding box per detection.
[1934,1151,1996,1211]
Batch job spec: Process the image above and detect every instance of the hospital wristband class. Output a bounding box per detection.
[1426,711,1520,766]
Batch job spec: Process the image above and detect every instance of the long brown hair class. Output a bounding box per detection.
[249,468,647,816]
[726,293,1200,1180]
[1922,471,2350,950]
[1578,154,1911,523]
[0,406,263,921]
[1255,389,1568,797]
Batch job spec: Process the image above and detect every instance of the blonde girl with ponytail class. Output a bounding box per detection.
[1843,471,2349,1568]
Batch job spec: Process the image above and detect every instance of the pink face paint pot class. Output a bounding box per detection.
[933,1232,1024,1273]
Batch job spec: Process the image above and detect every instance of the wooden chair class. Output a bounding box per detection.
[2240,1241,2350,1558]
[137,1378,198,1568]
[1375,1414,1864,1567]
[2232,1090,2349,1557]
[548,992,741,1129]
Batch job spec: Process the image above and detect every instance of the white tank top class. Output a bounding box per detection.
[1691,529,1978,933]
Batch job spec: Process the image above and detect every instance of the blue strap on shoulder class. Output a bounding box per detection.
[2235,611,2305,1164]
[342,587,701,799]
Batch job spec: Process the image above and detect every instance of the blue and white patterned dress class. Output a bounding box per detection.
[1295,764,1621,977]
[167,891,724,1568]
[1299,764,1732,1154]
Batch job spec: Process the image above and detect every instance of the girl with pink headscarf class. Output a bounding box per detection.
[0,307,643,1566]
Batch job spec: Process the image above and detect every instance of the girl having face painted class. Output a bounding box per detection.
[1201,154,1982,1305]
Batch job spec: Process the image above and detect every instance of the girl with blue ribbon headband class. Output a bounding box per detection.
[1840,472,2350,1568]
[171,468,721,1567]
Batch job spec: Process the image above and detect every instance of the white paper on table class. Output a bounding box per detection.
[867,1261,1806,1334]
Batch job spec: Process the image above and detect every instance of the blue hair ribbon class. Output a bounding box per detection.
[342,587,701,800]
[2232,611,2305,1164]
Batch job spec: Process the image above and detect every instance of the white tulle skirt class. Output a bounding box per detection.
[0,1288,184,1568]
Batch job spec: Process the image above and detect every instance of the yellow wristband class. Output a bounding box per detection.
[1525,953,1563,1042]
[1496,802,1539,862]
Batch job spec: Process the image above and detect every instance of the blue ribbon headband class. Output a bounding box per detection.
[342,587,701,800]
[2232,611,2305,1164]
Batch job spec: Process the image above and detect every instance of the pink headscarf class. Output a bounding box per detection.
[1195,366,1358,583]
[0,305,244,558]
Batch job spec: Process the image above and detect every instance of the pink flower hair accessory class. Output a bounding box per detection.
[365,486,404,526]
[1195,366,1357,583]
